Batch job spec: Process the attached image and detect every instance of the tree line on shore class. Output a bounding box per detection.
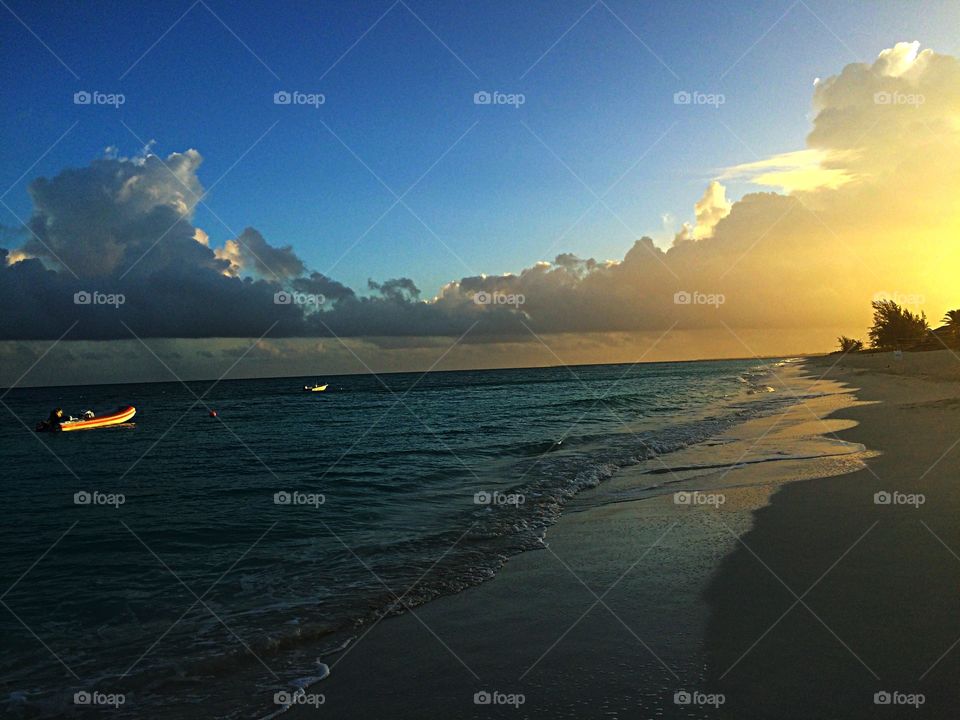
[836,302,960,354]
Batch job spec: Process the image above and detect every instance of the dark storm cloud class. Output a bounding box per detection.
[291,272,354,302]
[231,227,305,280]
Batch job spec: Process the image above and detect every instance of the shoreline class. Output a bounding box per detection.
[275,362,871,719]
[707,350,960,718]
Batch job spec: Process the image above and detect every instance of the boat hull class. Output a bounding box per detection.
[47,406,137,432]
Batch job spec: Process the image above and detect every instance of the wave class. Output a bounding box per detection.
[4,361,805,719]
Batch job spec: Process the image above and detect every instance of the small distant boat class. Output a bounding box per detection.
[36,405,137,433]
[303,383,328,392]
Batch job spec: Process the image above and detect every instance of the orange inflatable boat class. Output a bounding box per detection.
[36,406,137,432]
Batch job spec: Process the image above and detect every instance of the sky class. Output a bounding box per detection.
[2,0,960,385]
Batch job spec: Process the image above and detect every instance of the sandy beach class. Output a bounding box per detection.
[279,361,883,719]
[708,350,960,718]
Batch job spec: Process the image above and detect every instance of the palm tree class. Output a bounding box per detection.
[943,309,960,346]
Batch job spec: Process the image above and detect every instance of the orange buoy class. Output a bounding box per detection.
[209,410,218,417]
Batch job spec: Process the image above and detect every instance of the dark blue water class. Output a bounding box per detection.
[0,359,790,718]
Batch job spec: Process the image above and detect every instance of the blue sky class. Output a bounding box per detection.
[2,0,958,296]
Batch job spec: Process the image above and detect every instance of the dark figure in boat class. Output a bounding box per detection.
[35,407,96,432]
[36,407,65,432]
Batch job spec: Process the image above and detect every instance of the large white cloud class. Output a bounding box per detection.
[674,181,732,242]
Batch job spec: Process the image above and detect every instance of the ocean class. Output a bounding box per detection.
[0,358,799,718]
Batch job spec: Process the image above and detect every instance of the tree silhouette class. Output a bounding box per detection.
[942,309,960,345]
[868,300,928,349]
[836,336,864,353]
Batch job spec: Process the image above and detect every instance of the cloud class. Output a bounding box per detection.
[292,272,354,302]
[4,248,32,265]
[719,149,858,193]
[22,149,208,278]
[225,227,306,280]
[0,148,314,340]
[367,277,421,302]
[2,41,960,361]
[674,181,732,243]
[875,40,928,78]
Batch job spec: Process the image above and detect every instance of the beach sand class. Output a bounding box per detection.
[707,349,960,718]
[280,363,884,719]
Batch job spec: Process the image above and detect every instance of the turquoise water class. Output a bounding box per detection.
[0,359,790,718]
